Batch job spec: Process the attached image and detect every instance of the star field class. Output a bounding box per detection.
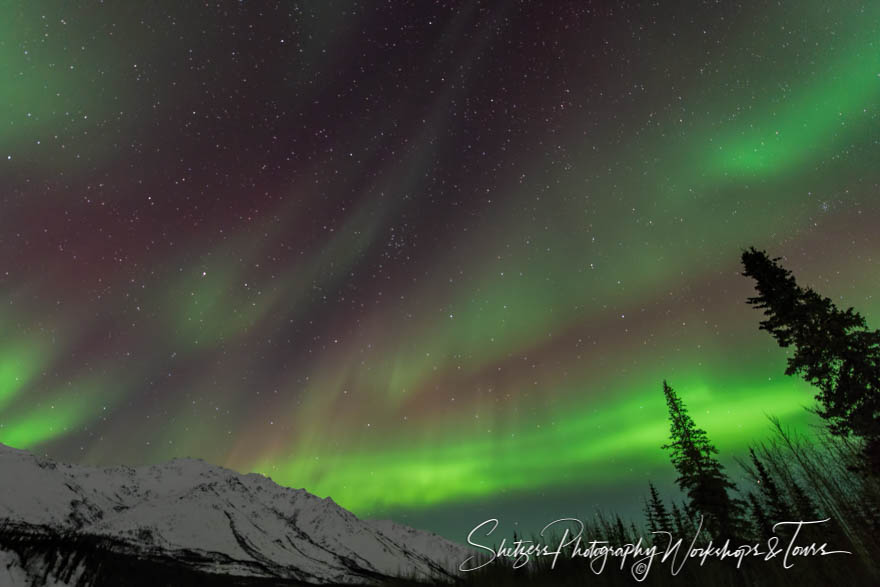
[1,1,879,539]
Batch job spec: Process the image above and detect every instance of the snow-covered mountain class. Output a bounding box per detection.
[0,443,470,586]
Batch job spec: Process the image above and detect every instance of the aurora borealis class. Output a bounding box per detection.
[1,0,879,540]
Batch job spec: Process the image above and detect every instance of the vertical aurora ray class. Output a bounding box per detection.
[251,371,815,513]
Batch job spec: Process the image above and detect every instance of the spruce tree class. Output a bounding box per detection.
[630,521,641,543]
[613,515,628,545]
[747,492,773,541]
[749,448,792,524]
[643,497,656,534]
[661,380,746,540]
[645,482,673,533]
[789,480,818,521]
[741,248,880,471]
[670,501,691,536]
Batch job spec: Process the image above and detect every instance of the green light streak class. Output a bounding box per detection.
[707,40,879,177]
[0,375,108,449]
[253,368,814,514]
[2,0,877,533]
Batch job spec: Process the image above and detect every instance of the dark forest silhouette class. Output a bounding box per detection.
[400,249,880,586]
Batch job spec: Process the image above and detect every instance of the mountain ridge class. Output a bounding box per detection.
[0,443,470,586]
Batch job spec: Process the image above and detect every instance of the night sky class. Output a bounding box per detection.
[2,1,879,540]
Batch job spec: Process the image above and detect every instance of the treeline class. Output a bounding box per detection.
[397,249,880,586]
[658,249,880,552]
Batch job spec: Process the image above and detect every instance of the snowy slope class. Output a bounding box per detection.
[0,443,469,585]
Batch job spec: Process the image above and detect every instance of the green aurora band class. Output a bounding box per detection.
[1,0,879,534]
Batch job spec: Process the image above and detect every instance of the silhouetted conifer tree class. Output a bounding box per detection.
[747,492,773,541]
[742,248,880,472]
[643,497,656,534]
[789,480,818,521]
[750,448,792,524]
[645,482,673,533]
[670,501,691,537]
[613,515,628,545]
[630,521,641,543]
[662,380,746,540]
